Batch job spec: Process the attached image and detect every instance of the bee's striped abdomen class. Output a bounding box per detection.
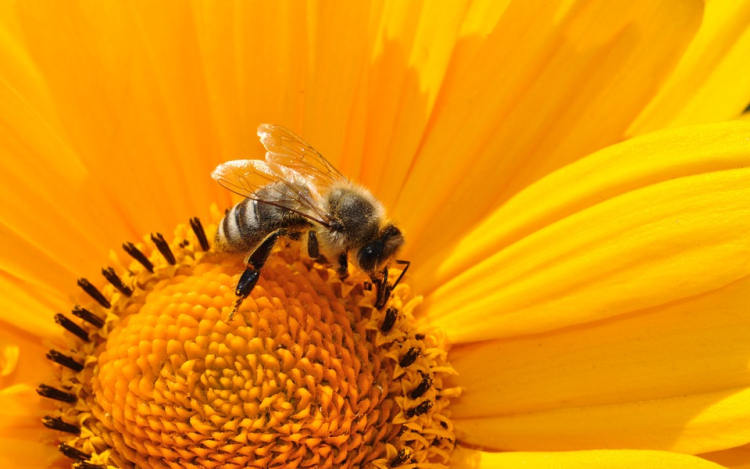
[217,198,266,253]
[216,186,312,254]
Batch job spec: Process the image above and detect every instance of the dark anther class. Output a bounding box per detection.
[380,307,398,333]
[122,242,154,273]
[46,350,84,372]
[179,239,189,248]
[151,233,176,265]
[440,420,448,429]
[409,372,433,399]
[42,416,80,434]
[415,334,425,340]
[54,314,89,342]
[37,384,77,404]
[363,281,372,291]
[406,399,434,418]
[71,306,104,328]
[74,463,106,469]
[190,217,210,251]
[399,347,419,368]
[76,278,110,309]
[389,448,411,468]
[59,443,90,461]
[101,267,132,297]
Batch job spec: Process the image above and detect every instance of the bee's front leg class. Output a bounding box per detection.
[337,252,349,281]
[373,260,409,310]
[229,230,282,320]
[374,266,390,310]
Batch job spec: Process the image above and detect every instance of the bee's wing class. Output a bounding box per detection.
[257,124,346,188]
[211,159,333,227]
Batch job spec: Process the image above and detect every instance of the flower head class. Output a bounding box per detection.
[1,1,750,468]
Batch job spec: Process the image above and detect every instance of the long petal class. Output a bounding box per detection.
[629,0,750,135]
[0,384,62,467]
[700,444,750,469]
[448,275,750,453]
[395,0,702,268]
[451,447,726,469]
[420,121,750,344]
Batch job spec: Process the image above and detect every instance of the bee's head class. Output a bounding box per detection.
[356,224,404,275]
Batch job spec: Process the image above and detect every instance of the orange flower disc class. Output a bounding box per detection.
[46,218,458,469]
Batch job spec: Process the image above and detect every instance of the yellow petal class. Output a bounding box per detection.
[347,0,472,205]
[0,319,52,385]
[395,0,702,269]
[420,121,750,343]
[451,446,726,469]
[0,272,61,338]
[629,0,750,135]
[0,384,61,467]
[454,387,750,455]
[701,444,750,469]
[449,275,750,453]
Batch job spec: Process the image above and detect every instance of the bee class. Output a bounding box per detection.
[212,124,409,316]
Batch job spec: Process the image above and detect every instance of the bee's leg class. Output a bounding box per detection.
[307,231,319,259]
[337,252,349,281]
[374,267,390,310]
[392,260,411,289]
[373,260,410,310]
[228,230,282,320]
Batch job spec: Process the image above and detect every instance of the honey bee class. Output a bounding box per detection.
[212,124,409,316]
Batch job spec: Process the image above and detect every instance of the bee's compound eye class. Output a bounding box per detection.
[357,242,383,273]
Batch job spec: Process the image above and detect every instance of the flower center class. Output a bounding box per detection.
[40,214,458,469]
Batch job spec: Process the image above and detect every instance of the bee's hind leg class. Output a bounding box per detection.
[228,230,282,320]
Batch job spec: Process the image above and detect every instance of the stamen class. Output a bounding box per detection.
[46,350,84,372]
[76,278,110,308]
[406,400,434,418]
[189,217,210,251]
[74,462,106,469]
[399,346,420,367]
[58,443,90,460]
[380,306,398,333]
[71,306,104,328]
[389,448,412,467]
[122,242,154,272]
[37,384,77,403]
[409,371,433,399]
[150,232,175,265]
[54,314,89,342]
[42,416,80,434]
[101,267,132,297]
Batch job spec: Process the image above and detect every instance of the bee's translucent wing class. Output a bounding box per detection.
[211,159,333,226]
[257,124,346,188]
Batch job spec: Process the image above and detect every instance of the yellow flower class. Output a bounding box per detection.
[1,0,750,468]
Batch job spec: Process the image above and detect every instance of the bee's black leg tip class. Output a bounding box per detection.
[236,269,261,298]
